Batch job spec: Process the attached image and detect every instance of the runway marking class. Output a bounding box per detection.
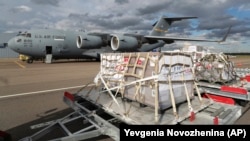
[0,84,94,99]
[14,61,26,69]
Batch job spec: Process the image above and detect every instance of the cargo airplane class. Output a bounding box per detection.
[7,16,230,63]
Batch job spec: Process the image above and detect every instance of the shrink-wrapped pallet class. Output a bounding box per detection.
[99,52,194,110]
[194,53,236,83]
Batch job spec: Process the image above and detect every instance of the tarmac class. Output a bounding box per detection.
[0,58,112,140]
[0,58,250,140]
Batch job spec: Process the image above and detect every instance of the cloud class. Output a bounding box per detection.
[0,2,4,7]
[68,13,144,32]
[115,0,129,5]
[10,5,32,13]
[31,0,61,7]
[136,1,173,16]
[239,3,250,11]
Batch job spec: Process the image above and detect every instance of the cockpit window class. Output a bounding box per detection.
[16,32,31,38]
[16,38,22,42]
[26,33,31,37]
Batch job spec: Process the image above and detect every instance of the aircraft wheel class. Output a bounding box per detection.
[27,59,33,64]
[96,58,100,62]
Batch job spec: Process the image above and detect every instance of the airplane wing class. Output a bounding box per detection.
[145,35,223,43]
[144,26,231,44]
[88,32,110,36]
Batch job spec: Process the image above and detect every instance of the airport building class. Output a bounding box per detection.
[0,33,19,58]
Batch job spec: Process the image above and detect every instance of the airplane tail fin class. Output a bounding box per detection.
[218,26,232,43]
[149,16,197,36]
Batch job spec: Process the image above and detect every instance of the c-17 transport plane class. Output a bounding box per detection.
[7,16,230,63]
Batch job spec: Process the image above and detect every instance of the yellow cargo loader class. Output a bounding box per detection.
[19,54,29,61]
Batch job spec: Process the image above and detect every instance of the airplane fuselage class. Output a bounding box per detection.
[8,29,102,60]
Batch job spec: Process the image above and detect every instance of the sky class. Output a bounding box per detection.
[0,0,249,53]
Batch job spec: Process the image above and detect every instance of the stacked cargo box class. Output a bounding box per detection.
[99,52,195,111]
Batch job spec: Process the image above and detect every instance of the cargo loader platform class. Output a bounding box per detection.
[18,84,242,141]
[74,85,242,125]
[18,52,244,141]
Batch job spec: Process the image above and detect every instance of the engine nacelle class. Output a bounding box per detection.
[111,34,140,51]
[76,34,103,49]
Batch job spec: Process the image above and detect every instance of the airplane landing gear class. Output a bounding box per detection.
[27,58,33,64]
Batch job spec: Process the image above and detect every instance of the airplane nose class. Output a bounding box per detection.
[8,38,18,52]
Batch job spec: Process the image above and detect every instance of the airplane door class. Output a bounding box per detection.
[45,46,52,63]
[46,46,52,54]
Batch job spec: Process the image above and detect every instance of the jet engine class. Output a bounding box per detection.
[76,34,103,49]
[111,34,140,51]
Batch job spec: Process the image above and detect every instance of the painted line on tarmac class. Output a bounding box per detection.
[0,84,94,99]
[14,60,26,69]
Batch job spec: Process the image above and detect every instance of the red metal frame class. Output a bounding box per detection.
[64,91,75,101]
[241,75,250,82]
[189,111,195,122]
[203,93,235,105]
[213,116,219,125]
[220,86,247,95]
